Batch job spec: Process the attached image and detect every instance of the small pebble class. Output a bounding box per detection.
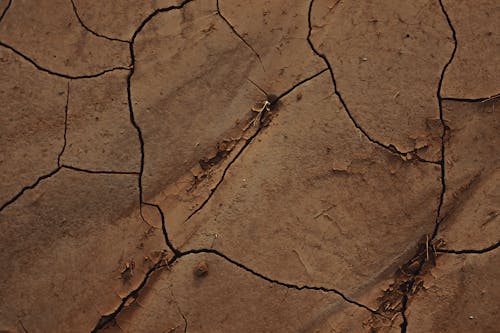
[194,261,209,277]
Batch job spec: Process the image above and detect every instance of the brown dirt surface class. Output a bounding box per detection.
[0,0,498,332]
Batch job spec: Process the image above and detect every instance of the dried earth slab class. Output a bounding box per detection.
[309,0,451,159]
[0,169,169,333]
[441,0,500,99]
[405,251,499,333]
[0,0,130,77]
[165,72,441,305]
[0,47,66,207]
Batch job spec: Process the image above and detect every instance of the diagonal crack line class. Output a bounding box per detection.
[62,165,140,175]
[442,93,500,103]
[91,256,173,333]
[0,41,131,79]
[0,0,12,23]
[70,0,130,44]
[306,0,435,164]
[180,248,380,315]
[437,241,500,254]
[143,202,181,255]
[216,0,264,69]
[184,68,328,223]
[0,167,62,213]
[273,67,328,102]
[184,125,261,222]
[57,81,70,167]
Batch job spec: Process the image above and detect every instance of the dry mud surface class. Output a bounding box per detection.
[0,0,499,332]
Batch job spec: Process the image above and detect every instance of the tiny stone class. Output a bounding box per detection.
[194,261,209,277]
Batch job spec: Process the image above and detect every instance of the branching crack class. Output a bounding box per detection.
[0,41,131,79]
[70,0,130,44]
[216,0,264,69]
[390,1,458,331]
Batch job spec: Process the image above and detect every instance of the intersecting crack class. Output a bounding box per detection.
[0,41,131,79]
[0,79,137,213]
[388,1,457,331]
[4,0,496,331]
[70,0,130,44]
[305,0,441,165]
[90,2,383,320]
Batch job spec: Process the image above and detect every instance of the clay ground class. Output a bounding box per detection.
[0,0,499,332]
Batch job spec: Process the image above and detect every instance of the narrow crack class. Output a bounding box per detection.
[70,0,130,44]
[274,67,328,101]
[431,0,457,239]
[437,241,500,254]
[184,67,328,223]
[170,290,188,333]
[0,167,62,213]
[0,0,12,23]
[92,246,379,331]
[305,0,436,163]
[442,93,499,103]
[180,248,380,314]
[216,0,264,69]
[57,81,70,167]
[142,202,181,256]
[0,41,131,79]
[61,165,140,175]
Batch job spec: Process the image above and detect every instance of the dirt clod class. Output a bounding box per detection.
[194,261,209,277]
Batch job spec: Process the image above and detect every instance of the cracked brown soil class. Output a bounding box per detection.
[0,0,498,332]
